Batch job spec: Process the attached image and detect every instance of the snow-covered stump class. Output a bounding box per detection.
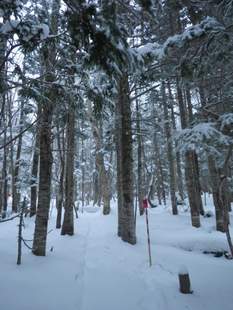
[178,266,192,294]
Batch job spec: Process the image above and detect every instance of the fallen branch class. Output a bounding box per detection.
[0,214,20,223]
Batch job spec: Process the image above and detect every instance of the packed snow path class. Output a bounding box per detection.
[1,201,233,310]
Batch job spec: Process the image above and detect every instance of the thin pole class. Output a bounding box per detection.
[17,197,26,265]
[143,198,152,267]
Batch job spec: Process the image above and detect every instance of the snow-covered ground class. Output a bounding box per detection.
[1,196,233,310]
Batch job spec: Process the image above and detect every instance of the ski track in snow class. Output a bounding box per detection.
[1,198,233,310]
[74,218,91,310]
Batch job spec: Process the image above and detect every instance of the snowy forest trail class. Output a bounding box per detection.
[77,208,149,310]
[1,201,233,310]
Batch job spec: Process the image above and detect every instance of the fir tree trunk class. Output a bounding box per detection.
[32,102,53,255]
[168,82,184,200]
[2,125,8,218]
[185,151,202,227]
[93,167,100,206]
[0,17,7,216]
[152,99,166,205]
[61,103,75,235]
[136,98,145,216]
[115,98,123,237]
[102,170,111,215]
[208,155,228,232]
[185,87,204,216]
[162,81,178,215]
[89,112,111,215]
[81,120,85,210]
[176,77,202,227]
[12,102,24,213]
[118,74,136,245]
[56,128,65,229]
[32,0,60,255]
[30,127,40,217]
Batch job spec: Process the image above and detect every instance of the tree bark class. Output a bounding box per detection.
[30,131,39,217]
[61,103,75,235]
[56,127,65,229]
[12,101,24,213]
[152,96,166,205]
[32,101,53,255]
[118,74,136,245]
[136,98,145,215]
[162,81,178,215]
[168,82,184,200]
[176,77,202,227]
[208,155,229,232]
[89,111,111,215]
[185,150,202,227]
[2,123,8,218]
[32,0,60,255]
[115,95,123,236]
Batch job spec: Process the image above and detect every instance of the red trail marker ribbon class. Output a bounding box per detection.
[143,198,148,209]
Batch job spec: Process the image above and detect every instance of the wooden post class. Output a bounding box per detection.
[143,198,152,267]
[178,267,192,294]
